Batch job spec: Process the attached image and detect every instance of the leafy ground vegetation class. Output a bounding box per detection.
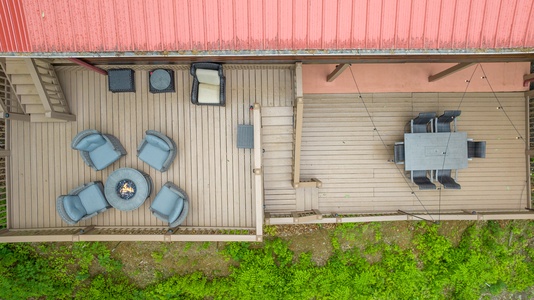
[1,220,533,299]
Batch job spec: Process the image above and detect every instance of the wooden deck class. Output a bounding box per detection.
[264,92,528,215]
[8,64,294,230]
[6,63,531,231]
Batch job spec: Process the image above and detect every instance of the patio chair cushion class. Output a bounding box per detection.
[196,69,220,85]
[78,183,109,214]
[73,134,106,152]
[151,186,184,223]
[198,83,220,104]
[138,143,168,171]
[89,141,122,170]
[63,195,87,222]
[145,135,171,151]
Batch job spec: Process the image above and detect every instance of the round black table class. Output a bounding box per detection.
[104,168,152,211]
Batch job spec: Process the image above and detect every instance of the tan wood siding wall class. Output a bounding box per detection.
[300,93,527,214]
[8,65,294,230]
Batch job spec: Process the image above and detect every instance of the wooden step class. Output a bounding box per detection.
[30,113,68,123]
[14,84,37,95]
[9,74,33,85]
[296,187,319,211]
[5,61,29,74]
[20,95,42,105]
[24,104,45,114]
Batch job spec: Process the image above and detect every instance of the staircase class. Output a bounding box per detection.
[1,58,75,122]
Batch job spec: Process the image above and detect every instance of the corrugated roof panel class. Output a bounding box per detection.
[336,0,353,49]
[0,0,30,52]
[423,0,440,49]
[466,0,486,49]
[248,0,263,50]
[234,0,249,50]
[395,0,411,49]
[380,0,398,49]
[219,1,234,50]
[0,0,31,52]
[410,0,426,49]
[510,0,534,47]
[307,0,322,49]
[293,0,308,48]
[263,0,278,50]
[351,0,367,48]
[451,0,471,49]
[366,0,382,49]
[480,0,501,48]
[278,0,293,49]
[322,0,337,49]
[525,3,534,47]
[495,0,516,47]
[2,0,534,54]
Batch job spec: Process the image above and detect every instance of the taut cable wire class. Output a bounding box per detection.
[348,65,435,222]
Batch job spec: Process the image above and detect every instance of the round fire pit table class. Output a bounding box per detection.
[105,168,152,211]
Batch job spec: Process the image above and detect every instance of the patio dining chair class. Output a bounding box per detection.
[394,142,405,164]
[468,140,486,159]
[190,62,226,106]
[437,169,461,189]
[411,112,436,133]
[71,129,126,171]
[137,130,177,172]
[411,170,436,190]
[56,181,111,225]
[435,110,461,132]
[150,182,190,228]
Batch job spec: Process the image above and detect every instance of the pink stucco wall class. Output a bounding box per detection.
[303,63,530,94]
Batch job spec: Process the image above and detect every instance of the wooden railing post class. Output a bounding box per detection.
[253,103,263,240]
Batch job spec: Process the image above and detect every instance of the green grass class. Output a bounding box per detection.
[1,221,533,299]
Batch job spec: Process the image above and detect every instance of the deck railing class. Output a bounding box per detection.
[0,119,7,229]
[0,227,257,243]
[265,210,534,225]
[528,90,534,208]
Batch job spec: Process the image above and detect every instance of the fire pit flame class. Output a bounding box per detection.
[116,179,137,200]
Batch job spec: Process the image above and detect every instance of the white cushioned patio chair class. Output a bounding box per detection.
[71,129,126,171]
[137,130,177,172]
[56,181,110,225]
[150,182,189,228]
[190,62,226,106]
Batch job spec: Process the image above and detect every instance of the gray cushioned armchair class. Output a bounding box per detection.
[137,130,177,172]
[71,129,126,171]
[150,182,189,228]
[56,181,110,225]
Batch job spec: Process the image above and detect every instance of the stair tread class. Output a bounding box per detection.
[30,113,68,123]
[20,95,42,105]
[9,74,33,85]
[24,104,45,114]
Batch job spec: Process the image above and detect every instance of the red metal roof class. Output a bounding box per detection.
[0,0,30,52]
[2,0,534,54]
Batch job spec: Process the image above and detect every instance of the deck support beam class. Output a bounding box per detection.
[428,62,475,82]
[326,63,350,82]
[0,112,30,121]
[67,58,108,76]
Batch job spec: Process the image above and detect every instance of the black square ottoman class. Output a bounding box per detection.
[108,69,135,93]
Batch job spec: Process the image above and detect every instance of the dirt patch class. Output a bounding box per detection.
[110,241,231,288]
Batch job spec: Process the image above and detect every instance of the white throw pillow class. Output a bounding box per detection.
[196,69,220,85]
